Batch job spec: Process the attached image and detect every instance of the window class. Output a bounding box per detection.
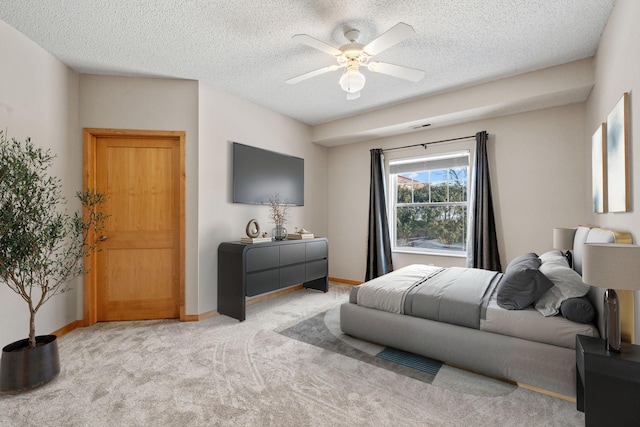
[389,151,470,256]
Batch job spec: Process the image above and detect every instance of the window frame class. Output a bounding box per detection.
[388,150,471,258]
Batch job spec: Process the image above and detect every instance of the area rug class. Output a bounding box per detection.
[276,305,518,397]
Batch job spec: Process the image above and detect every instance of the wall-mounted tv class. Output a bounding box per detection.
[232,142,304,206]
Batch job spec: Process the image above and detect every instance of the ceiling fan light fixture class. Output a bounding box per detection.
[339,68,366,93]
[288,22,423,98]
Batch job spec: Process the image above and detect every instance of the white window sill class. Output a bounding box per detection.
[392,248,467,258]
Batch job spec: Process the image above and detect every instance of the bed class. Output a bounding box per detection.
[340,226,633,398]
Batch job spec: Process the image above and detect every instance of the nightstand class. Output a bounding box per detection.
[576,335,640,426]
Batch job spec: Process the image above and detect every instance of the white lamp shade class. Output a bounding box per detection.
[339,69,366,93]
[582,243,640,290]
[553,227,576,251]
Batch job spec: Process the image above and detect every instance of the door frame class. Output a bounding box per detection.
[82,128,186,326]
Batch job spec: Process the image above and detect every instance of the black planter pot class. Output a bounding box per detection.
[0,335,60,394]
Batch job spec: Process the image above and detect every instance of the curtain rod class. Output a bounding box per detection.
[382,134,478,153]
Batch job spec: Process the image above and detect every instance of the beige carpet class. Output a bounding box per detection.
[0,283,584,426]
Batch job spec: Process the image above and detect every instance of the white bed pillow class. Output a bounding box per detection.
[534,261,590,317]
[538,250,569,267]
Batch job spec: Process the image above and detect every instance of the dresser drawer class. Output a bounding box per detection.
[246,269,279,296]
[306,240,327,261]
[306,259,327,281]
[280,243,305,266]
[280,264,306,287]
[246,246,279,272]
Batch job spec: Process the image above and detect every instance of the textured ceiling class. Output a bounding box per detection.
[0,1,615,126]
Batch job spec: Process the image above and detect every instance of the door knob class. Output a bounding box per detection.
[99,235,108,242]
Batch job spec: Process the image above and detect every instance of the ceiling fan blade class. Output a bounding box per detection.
[286,65,339,85]
[292,34,342,56]
[368,61,425,82]
[363,22,415,56]
[346,91,361,100]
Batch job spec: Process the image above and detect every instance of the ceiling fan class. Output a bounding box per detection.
[286,22,425,100]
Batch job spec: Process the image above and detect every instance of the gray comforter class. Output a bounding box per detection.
[354,264,502,329]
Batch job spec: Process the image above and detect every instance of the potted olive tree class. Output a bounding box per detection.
[0,131,107,394]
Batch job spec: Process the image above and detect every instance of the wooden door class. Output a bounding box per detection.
[83,129,185,324]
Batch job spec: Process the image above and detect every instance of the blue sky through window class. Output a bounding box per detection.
[401,168,468,187]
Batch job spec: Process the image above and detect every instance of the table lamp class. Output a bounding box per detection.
[553,227,576,267]
[582,243,640,353]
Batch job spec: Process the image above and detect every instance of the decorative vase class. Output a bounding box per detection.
[272,225,287,241]
[0,334,60,394]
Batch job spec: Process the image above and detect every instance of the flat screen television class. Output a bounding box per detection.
[232,142,304,206]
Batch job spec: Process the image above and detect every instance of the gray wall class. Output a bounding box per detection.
[327,103,587,281]
[196,82,328,314]
[585,0,640,342]
[0,19,80,346]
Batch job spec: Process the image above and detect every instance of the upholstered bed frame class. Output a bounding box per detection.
[340,227,633,399]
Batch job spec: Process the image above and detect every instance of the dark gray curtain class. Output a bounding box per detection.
[467,131,502,272]
[365,149,393,281]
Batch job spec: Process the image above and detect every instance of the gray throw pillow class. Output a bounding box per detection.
[497,253,555,310]
[560,297,596,324]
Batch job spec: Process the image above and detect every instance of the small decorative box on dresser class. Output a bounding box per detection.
[218,238,328,321]
[576,334,640,426]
